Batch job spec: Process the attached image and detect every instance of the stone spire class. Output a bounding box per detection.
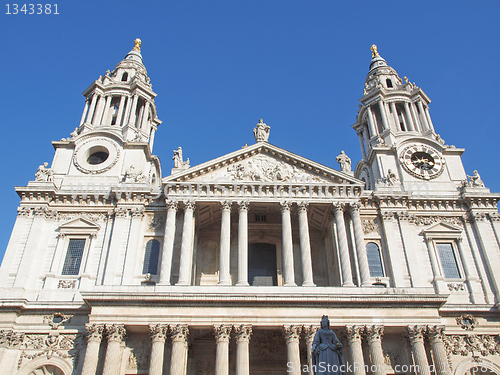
[364,44,402,93]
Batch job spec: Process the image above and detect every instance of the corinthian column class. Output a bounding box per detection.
[170,324,189,375]
[281,201,296,286]
[298,202,315,286]
[81,324,104,375]
[176,201,196,285]
[149,324,168,375]
[102,324,126,375]
[219,201,232,285]
[333,203,354,286]
[346,326,366,375]
[365,325,385,375]
[407,326,431,375]
[235,325,252,375]
[303,325,318,375]
[214,325,232,375]
[237,202,250,286]
[159,200,178,285]
[283,325,302,375]
[351,203,371,286]
[427,326,449,375]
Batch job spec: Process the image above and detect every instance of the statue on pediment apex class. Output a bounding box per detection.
[253,119,270,143]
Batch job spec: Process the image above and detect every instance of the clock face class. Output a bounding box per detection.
[400,144,444,180]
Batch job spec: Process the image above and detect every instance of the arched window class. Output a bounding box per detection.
[143,239,160,275]
[121,72,128,82]
[366,242,384,277]
[386,78,393,88]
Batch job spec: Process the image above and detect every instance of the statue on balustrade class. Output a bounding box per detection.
[311,315,345,375]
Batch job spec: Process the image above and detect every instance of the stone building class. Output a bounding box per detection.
[0,40,499,375]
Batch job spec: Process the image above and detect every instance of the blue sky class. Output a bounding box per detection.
[1,1,499,262]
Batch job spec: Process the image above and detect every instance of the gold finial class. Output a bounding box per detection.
[370,44,379,58]
[134,38,142,52]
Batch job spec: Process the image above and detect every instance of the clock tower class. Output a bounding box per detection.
[353,45,469,195]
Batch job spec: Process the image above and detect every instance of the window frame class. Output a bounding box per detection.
[434,240,463,280]
[58,234,92,277]
[141,238,163,283]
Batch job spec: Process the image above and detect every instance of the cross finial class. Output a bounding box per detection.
[134,38,142,52]
[371,44,379,58]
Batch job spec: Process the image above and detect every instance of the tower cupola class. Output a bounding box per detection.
[77,39,161,148]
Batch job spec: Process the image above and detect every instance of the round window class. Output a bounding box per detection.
[86,146,109,165]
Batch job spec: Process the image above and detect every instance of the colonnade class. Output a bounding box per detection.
[81,324,449,375]
[157,200,372,287]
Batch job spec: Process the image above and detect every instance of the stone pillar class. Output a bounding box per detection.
[407,326,431,375]
[378,101,389,131]
[102,324,126,375]
[396,213,425,287]
[366,325,385,375]
[237,202,250,286]
[176,201,196,286]
[403,102,415,131]
[80,100,90,126]
[128,95,139,126]
[235,325,252,375]
[103,207,129,285]
[424,107,435,132]
[297,202,315,286]
[283,325,302,375]
[214,325,232,375]
[304,325,318,375]
[101,95,113,126]
[122,95,132,126]
[416,101,430,131]
[358,132,367,160]
[159,200,178,285]
[93,95,105,126]
[86,93,99,124]
[424,236,446,294]
[141,101,151,130]
[366,106,378,138]
[333,203,354,286]
[346,326,366,375]
[351,203,371,286]
[170,324,189,375]
[81,324,104,375]
[280,201,296,286]
[389,102,400,131]
[115,95,127,126]
[122,207,144,284]
[427,326,449,375]
[149,324,168,375]
[219,201,232,285]
[410,103,421,132]
[380,211,408,288]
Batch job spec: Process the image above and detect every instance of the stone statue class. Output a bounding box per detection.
[385,169,398,186]
[35,162,53,182]
[311,316,344,375]
[70,127,79,138]
[336,151,351,173]
[173,147,190,169]
[253,119,270,143]
[467,170,485,188]
[124,165,146,183]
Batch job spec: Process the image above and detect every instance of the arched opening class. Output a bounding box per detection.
[386,78,393,88]
[121,72,128,82]
[248,243,277,286]
[29,365,65,375]
[143,239,160,275]
[366,242,384,277]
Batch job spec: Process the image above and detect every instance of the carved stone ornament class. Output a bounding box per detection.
[170,324,189,341]
[250,330,285,360]
[253,118,270,142]
[226,154,327,183]
[43,313,72,329]
[123,165,147,183]
[214,325,232,342]
[238,201,250,212]
[444,334,500,356]
[234,324,252,342]
[448,283,466,292]
[127,338,151,370]
[362,219,379,234]
[346,326,363,342]
[336,151,352,173]
[183,201,196,211]
[407,325,426,342]
[410,216,463,227]
[366,325,384,344]
[35,162,54,182]
[0,330,25,348]
[149,324,168,342]
[57,279,76,289]
[149,215,166,231]
[17,207,32,217]
[85,324,104,342]
[105,324,126,342]
[55,212,108,222]
[456,314,478,331]
[73,137,120,175]
[303,325,318,342]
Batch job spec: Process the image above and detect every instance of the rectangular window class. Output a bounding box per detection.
[436,242,461,279]
[255,214,266,222]
[61,239,86,275]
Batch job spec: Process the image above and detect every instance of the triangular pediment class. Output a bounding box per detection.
[58,218,101,234]
[162,143,362,185]
[421,221,462,238]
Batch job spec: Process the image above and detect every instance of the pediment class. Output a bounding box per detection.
[421,221,462,238]
[58,218,101,234]
[163,143,362,185]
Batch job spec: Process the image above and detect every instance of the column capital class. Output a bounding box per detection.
[303,325,318,342]
[105,324,126,343]
[407,325,426,343]
[220,201,232,211]
[170,324,189,342]
[183,200,196,212]
[149,324,168,342]
[166,200,179,211]
[346,326,363,343]
[280,201,292,212]
[488,212,500,222]
[85,323,104,343]
[214,324,232,343]
[234,324,252,342]
[350,202,362,212]
[297,201,309,212]
[238,201,250,212]
[426,325,445,343]
[365,325,384,344]
[283,325,302,343]
[333,202,346,213]
[381,210,396,221]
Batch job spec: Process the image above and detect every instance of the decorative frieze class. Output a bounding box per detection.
[43,313,72,329]
[57,279,77,289]
[362,219,379,234]
[114,207,129,218]
[130,207,144,218]
[55,212,109,222]
[447,282,465,292]
[444,334,500,356]
[148,215,166,231]
[17,207,32,217]
[0,330,25,348]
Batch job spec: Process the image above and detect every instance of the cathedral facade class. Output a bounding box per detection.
[0,40,499,375]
